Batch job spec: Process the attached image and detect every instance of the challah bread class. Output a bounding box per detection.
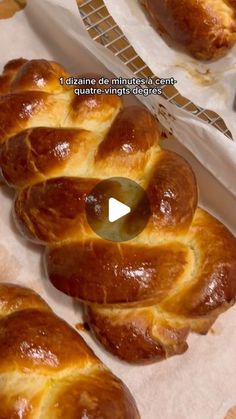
[0,58,236,364]
[140,0,236,60]
[0,282,140,418]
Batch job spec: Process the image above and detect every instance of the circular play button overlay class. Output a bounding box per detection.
[85,177,151,242]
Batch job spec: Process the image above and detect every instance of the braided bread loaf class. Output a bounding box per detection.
[0,58,236,364]
[140,0,236,60]
[0,283,139,418]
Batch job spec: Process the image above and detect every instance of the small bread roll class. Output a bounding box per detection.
[141,0,236,60]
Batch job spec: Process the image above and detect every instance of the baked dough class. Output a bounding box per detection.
[141,0,236,60]
[0,59,236,364]
[0,283,140,418]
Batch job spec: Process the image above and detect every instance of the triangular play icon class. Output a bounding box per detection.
[108,197,131,223]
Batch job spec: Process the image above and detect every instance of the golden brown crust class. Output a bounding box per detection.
[86,209,236,363]
[0,91,50,143]
[96,106,160,156]
[0,59,68,95]
[0,0,27,20]
[163,209,236,316]
[141,0,236,60]
[14,177,99,242]
[0,128,99,188]
[14,149,197,243]
[0,309,96,372]
[0,283,140,418]
[0,58,236,365]
[0,60,122,145]
[0,282,50,316]
[146,150,198,235]
[0,58,27,95]
[46,370,139,419]
[46,239,189,304]
[86,306,189,364]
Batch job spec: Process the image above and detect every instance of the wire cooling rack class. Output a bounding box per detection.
[77,0,232,140]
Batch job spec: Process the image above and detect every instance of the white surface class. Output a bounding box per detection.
[0,1,236,419]
[104,0,236,141]
[108,198,131,222]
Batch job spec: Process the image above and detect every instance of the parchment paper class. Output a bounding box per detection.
[104,0,236,141]
[0,1,236,418]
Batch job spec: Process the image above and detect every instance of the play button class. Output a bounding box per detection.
[85,177,151,242]
[108,198,131,223]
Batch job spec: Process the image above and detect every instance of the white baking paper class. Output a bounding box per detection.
[104,0,236,141]
[0,1,236,418]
